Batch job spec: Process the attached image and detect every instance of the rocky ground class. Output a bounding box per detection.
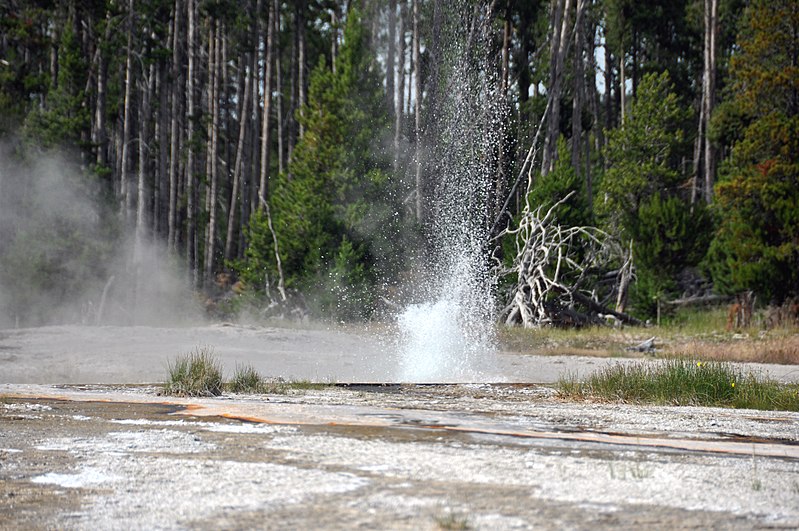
[1,383,798,530]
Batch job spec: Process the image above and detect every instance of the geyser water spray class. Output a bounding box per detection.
[397,1,506,382]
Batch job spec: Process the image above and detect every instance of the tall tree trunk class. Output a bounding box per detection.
[394,0,406,169]
[94,12,111,169]
[587,17,602,163]
[248,9,261,220]
[330,7,339,73]
[619,52,626,125]
[412,0,423,223]
[226,56,252,263]
[691,94,705,205]
[259,0,274,206]
[542,0,572,175]
[297,0,306,139]
[156,59,168,237]
[387,0,397,118]
[406,9,413,119]
[275,0,285,175]
[186,0,198,285]
[495,12,511,223]
[121,0,135,224]
[287,5,298,163]
[205,20,221,284]
[571,0,586,175]
[136,62,154,243]
[168,0,183,251]
[703,0,718,204]
[517,7,531,110]
[604,47,614,138]
[239,4,258,259]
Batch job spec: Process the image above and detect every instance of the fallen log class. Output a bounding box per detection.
[572,291,645,327]
[665,294,730,307]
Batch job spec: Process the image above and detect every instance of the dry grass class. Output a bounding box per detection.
[499,306,799,365]
[667,335,799,365]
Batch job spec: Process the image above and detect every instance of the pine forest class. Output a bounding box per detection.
[0,0,797,328]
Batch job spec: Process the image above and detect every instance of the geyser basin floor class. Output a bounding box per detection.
[1,384,798,530]
[2,324,798,385]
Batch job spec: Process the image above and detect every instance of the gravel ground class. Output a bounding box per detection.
[1,384,798,530]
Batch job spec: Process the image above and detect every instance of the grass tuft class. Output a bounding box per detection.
[163,350,336,396]
[558,358,799,411]
[163,347,224,397]
[228,363,265,393]
[433,512,471,530]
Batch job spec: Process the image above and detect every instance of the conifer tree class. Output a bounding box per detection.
[240,8,399,319]
[708,0,799,302]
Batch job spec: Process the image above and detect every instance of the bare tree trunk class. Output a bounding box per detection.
[413,0,423,223]
[394,1,406,169]
[703,0,718,204]
[691,95,705,205]
[275,0,285,175]
[205,20,221,283]
[587,19,602,150]
[604,48,614,138]
[121,0,135,223]
[330,7,339,73]
[287,6,298,163]
[495,12,511,222]
[225,56,252,263]
[571,0,586,175]
[95,12,111,169]
[615,241,633,314]
[136,62,154,242]
[619,52,626,125]
[246,27,260,224]
[387,0,397,118]
[155,60,168,237]
[586,17,601,208]
[541,0,572,175]
[259,0,274,205]
[297,0,306,139]
[186,0,198,285]
[249,11,261,219]
[168,0,182,251]
[264,200,286,301]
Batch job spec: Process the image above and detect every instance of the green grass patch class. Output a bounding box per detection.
[226,365,330,394]
[433,512,471,530]
[228,363,266,393]
[558,358,799,411]
[163,347,224,397]
[163,353,331,396]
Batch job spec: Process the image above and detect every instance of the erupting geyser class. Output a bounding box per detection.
[397,1,506,382]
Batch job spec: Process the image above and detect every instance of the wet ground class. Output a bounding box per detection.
[1,383,798,530]
[2,324,799,529]
[2,324,798,384]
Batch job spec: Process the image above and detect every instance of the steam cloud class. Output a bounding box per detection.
[0,141,199,328]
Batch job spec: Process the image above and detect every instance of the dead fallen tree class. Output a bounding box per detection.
[497,193,642,328]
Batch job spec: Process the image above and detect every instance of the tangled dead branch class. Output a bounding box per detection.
[498,192,642,328]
